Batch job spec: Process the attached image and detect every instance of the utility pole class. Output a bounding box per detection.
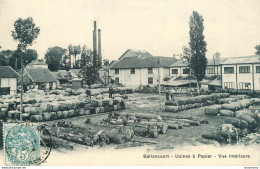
[158,57,161,109]
[20,52,24,122]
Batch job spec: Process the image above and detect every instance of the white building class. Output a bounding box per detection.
[221,55,260,91]
[0,66,19,95]
[26,59,48,69]
[109,49,177,88]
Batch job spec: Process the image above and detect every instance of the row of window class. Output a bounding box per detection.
[224,66,260,74]
[115,66,260,75]
[171,68,189,75]
[114,68,153,75]
[114,77,153,84]
[224,82,251,89]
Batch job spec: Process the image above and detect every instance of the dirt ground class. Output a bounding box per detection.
[42,92,259,151]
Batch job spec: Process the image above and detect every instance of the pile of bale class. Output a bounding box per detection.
[202,98,259,144]
[204,99,254,117]
[0,90,126,122]
[165,93,230,113]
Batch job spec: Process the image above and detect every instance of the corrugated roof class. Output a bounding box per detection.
[110,56,178,69]
[221,55,260,65]
[119,49,153,60]
[0,66,19,78]
[25,68,57,83]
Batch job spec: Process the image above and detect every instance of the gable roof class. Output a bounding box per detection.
[58,70,69,77]
[50,72,64,80]
[220,55,260,65]
[69,69,81,76]
[98,65,109,72]
[110,56,178,69]
[0,66,19,78]
[27,59,47,66]
[118,49,153,60]
[24,68,57,83]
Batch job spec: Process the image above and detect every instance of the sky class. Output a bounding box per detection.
[0,0,259,61]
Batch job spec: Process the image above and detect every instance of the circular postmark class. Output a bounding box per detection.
[4,122,52,166]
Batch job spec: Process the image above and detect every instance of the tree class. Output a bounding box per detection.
[181,46,192,91]
[0,50,13,66]
[255,45,260,55]
[45,46,67,71]
[81,50,99,87]
[11,17,40,70]
[9,49,38,70]
[189,11,207,94]
[61,54,71,71]
[68,45,81,68]
[11,16,40,121]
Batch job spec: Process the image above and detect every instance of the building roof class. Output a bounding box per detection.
[98,65,109,72]
[108,60,119,68]
[207,58,228,65]
[69,69,81,76]
[50,72,64,80]
[220,55,260,65]
[0,66,19,78]
[27,59,47,66]
[24,68,57,83]
[58,70,69,77]
[118,49,153,60]
[169,60,188,67]
[110,56,178,69]
[170,57,229,67]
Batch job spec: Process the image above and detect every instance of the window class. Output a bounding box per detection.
[239,66,250,73]
[183,68,189,74]
[148,68,153,74]
[115,69,119,74]
[148,77,153,84]
[224,82,235,89]
[130,68,135,74]
[256,66,260,73]
[207,68,214,74]
[115,77,119,83]
[171,69,178,74]
[224,67,234,74]
[239,83,251,90]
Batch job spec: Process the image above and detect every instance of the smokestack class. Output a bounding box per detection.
[98,29,102,65]
[93,21,97,54]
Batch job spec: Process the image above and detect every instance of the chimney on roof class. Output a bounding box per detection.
[98,29,102,65]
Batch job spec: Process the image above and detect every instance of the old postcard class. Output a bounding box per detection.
[0,0,259,167]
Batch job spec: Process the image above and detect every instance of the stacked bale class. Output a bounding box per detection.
[2,89,126,122]
[165,93,230,113]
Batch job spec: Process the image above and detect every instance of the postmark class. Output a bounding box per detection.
[3,123,40,166]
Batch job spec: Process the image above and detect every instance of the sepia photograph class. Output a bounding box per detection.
[0,0,259,167]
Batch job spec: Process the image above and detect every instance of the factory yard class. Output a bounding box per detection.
[41,92,260,150]
[1,89,260,152]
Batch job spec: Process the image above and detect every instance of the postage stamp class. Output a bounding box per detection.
[3,123,40,166]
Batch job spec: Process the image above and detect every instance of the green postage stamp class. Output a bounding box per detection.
[3,123,40,166]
